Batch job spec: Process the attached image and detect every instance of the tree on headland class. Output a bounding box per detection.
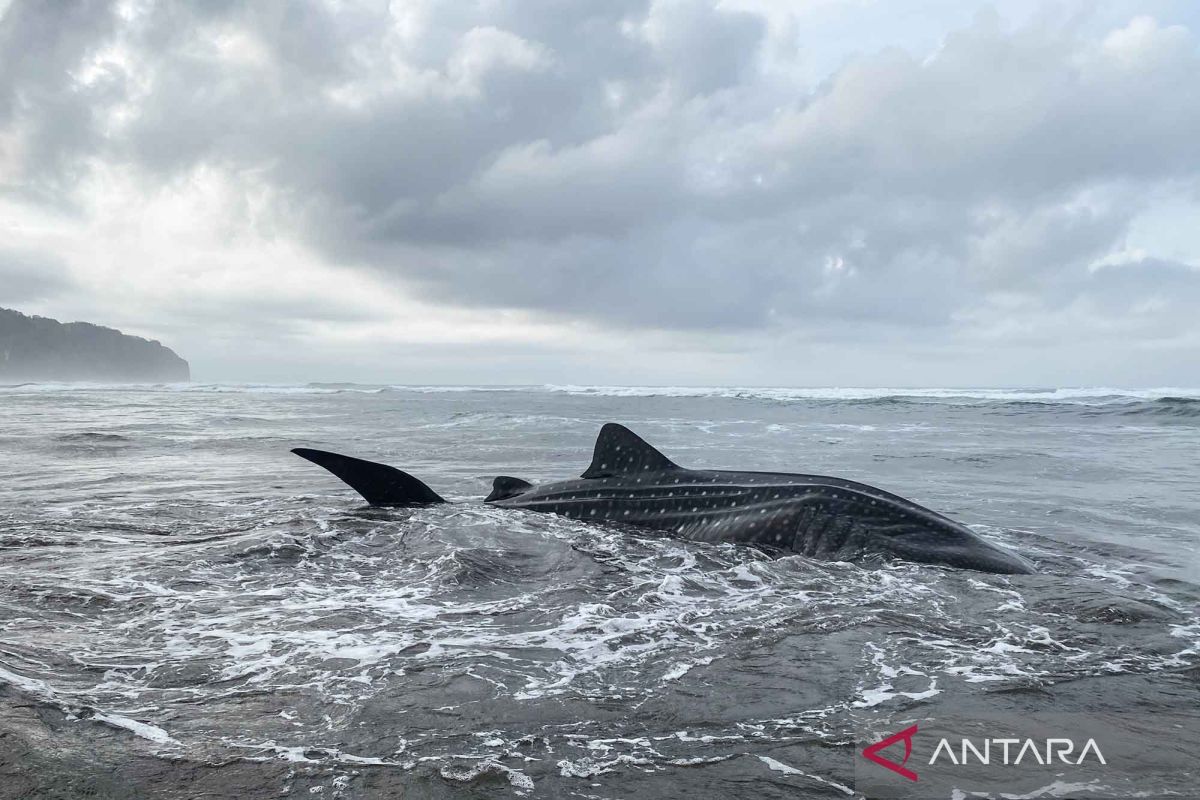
[0,307,189,382]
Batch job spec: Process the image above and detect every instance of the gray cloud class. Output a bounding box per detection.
[0,0,121,202]
[0,248,71,304]
[1,0,1198,382]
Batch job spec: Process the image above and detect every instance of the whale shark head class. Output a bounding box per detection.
[878,520,1036,574]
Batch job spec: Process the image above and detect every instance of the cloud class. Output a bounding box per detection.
[0,248,70,304]
[0,0,1198,383]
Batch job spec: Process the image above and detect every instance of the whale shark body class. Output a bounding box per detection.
[293,422,1035,574]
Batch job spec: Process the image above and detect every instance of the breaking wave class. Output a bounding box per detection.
[4,381,1199,408]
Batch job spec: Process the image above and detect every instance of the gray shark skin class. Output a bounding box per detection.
[293,423,1035,575]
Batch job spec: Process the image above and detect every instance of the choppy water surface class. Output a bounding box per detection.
[0,384,1197,798]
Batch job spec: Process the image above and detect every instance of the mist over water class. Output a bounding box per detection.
[0,384,1197,798]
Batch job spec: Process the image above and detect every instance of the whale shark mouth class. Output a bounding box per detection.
[883,535,1036,575]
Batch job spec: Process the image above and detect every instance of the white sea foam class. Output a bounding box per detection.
[540,385,1200,404]
[93,712,178,745]
[0,666,179,746]
[5,381,1199,405]
[758,756,856,795]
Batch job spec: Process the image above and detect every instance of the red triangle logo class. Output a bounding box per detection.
[862,724,919,782]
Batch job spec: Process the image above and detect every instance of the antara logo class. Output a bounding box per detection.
[928,737,1106,766]
[862,724,1108,781]
[862,724,920,781]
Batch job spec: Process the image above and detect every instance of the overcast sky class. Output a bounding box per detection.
[2,0,1199,386]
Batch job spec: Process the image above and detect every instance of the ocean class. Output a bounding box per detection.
[0,383,1197,798]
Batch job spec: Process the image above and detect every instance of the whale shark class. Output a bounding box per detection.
[292,422,1035,574]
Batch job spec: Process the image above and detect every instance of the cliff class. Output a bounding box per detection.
[0,308,190,382]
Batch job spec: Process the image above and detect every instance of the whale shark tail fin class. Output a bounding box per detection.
[485,476,534,502]
[581,422,681,479]
[292,448,445,507]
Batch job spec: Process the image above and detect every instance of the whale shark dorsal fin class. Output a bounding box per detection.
[581,423,680,479]
[486,475,533,502]
[292,448,445,506]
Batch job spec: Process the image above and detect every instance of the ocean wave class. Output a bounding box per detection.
[53,432,133,443]
[540,385,1200,404]
[1118,396,1200,418]
[5,381,1199,405]
[5,381,1200,421]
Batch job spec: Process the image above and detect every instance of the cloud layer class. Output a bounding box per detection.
[1,0,1198,384]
